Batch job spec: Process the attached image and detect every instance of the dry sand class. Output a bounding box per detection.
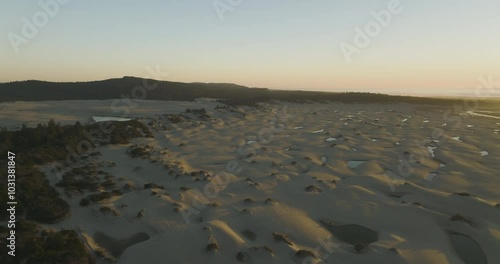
[3,99,499,263]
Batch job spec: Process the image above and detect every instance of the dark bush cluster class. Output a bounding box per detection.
[165,114,184,123]
[0,221,93,264]
[79,190,123,207]
[127,145,151,158]
[143,183,164,189]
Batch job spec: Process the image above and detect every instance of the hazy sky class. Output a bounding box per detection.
[1,0,499,95]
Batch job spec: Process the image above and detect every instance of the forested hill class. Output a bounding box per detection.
[0,77,257,102]
[0,76,492,106]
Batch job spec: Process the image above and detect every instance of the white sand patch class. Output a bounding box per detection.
[426,172,439,181]
[91,116,132,123]
[427,146,437,157]
[347,160,366,169]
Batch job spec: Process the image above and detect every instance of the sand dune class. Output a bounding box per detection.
[10,99,497,263]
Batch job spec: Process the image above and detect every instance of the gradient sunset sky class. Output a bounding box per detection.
[1,0,499,96]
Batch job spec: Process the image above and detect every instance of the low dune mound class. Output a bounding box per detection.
[122,182,137,192]
[243,198,255,204]
[211,202,221,207]
[448,231,487,264]
[450,214,478,228]
[320,220,378,245]
[272,232,294,245]
[99,206,119,216]
[265,198,277,205]
[295,249,317,259]
[94,231,150,258]
[305,185,322,193]
[240,209,253,214]
[412,202,425,208]
[179,186,192,191]
[250,245,275,256]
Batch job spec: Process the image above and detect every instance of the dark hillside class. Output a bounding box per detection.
[1,76,496,106]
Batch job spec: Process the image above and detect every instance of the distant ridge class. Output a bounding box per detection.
[0,76,492,106]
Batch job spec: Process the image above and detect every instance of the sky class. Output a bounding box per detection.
[1,0,500,96]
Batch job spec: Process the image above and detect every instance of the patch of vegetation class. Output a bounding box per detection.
[143,183,164,189]
[99,206,119,216]
[0,220,93,264]
[2,167,70,223]
[56,166,118,192]
[265,198,277,204]
[453,192,475,197]
[4,77,500,108]
[127,145,151,158]
[354,243,369,254]
[236,251,245,262]
[79,191,122,207]
[185,108,210,119]
[206,242,220,252]
[0,119,152,263]
[109,120,154,144]
[305,185,322,193]
[165,114,184,123]
[451,213,477,227]
[215,104,237,111]
[243,198,255,203]
[56,175,98,192]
